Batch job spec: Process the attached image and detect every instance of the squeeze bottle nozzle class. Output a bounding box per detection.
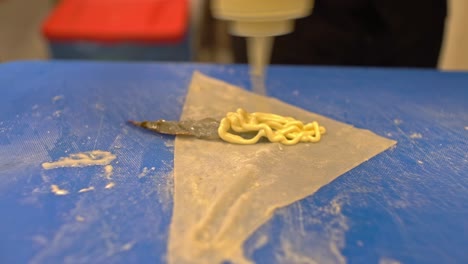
[211,0,314,94]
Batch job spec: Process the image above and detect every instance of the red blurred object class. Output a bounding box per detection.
[42,0,188,44]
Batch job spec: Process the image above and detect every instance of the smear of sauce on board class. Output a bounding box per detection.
[104,164,113,180]
[78,186,95,193]
[50,184,69,196]
[105,182,115,189]
[42,150,117,191]
[42,150,116,169]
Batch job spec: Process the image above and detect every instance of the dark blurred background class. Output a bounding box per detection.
[0,0,467,70]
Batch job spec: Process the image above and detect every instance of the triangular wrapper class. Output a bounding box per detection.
[169,72,396,264]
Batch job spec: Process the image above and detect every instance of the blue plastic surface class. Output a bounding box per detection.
[0,61,467,264]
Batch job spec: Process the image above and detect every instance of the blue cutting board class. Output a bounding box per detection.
[0,61,467,264]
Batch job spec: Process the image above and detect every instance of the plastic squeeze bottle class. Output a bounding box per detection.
[211,0,314,94]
